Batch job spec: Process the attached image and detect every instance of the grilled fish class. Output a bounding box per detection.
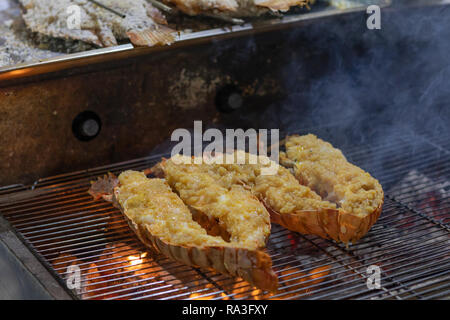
[164,0,312,17]
[18,0,175,47]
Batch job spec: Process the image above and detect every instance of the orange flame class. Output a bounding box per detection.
[127,252,147,266]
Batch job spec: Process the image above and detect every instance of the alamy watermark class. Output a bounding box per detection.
[66,5,81,30]
[366,265,381,290]
[66,264,81,290]
[367,5,381,30]
[170,121,279,175]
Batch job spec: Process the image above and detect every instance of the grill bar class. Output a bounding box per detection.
[0,132,449,299]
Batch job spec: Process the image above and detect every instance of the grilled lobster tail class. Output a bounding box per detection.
[89,171,278,292]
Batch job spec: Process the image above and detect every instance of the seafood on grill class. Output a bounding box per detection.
[88,170,278,292]
[202,152,341,238]
[164,0,313,17]
[150,154,272,249]
[18,0,175,47]
[169,148,383,244]
[279,134,384,243]
[177,151,343,239]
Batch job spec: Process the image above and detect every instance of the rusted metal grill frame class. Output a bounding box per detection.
[0,132,449,300]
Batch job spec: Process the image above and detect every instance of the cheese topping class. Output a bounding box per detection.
[162,155,271,249]
[196,151,336,214]
[115,170,229,247]
[284,134,384,217]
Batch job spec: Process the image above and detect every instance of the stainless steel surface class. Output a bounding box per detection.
[87,0,127,18]
[0,129,448,300]
[0,216,72,299]
[0,240,50,299]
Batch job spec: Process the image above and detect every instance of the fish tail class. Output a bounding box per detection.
[255,0,309,12]
[127,25,176,47]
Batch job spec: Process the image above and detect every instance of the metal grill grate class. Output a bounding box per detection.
[0,132,449,300]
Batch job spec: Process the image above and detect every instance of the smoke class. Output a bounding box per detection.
[231,3,450,187]
[150,3,450,183]
[259,3,450,142]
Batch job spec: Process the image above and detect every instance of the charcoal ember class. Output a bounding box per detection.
[389,170,450,226]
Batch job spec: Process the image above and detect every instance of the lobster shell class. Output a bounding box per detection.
[276,134,385,244]
[265,199,383,244]
[90,173,278,292]
[119,200,278,292]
